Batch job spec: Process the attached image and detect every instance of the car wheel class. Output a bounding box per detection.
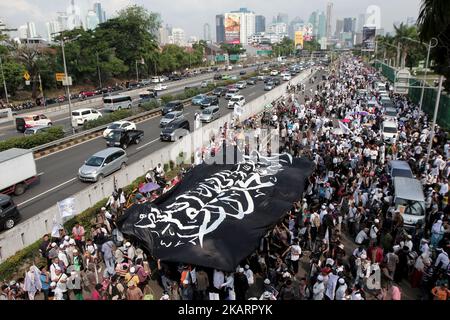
[5,218,15,229]
[135,138,140,144]
[48,122,53,126]
[122,143,128,149]
[84,120,88,124]
[97,174,104,182]
[120,162,126,170]
[14,183,26,196]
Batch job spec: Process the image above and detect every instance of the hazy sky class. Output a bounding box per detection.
[1,0,422,38]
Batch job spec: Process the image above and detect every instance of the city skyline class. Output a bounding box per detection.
[1,0,421,41]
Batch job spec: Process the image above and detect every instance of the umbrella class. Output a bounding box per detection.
[139,182,160,193]
[357,111,369,116]
[342,118,351,123]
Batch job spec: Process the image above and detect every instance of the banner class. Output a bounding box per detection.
[57,197,77,219]
[303,23,313,41]
[362,26,376,51]
[294,31,304,49]
[118,151,313,271]
[225,13,241,44]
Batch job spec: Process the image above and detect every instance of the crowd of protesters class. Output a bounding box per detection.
[1,54,448,301]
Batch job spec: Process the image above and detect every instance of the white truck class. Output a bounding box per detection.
[0,148,38,196]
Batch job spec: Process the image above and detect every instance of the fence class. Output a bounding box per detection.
[373,61,450,130]
[0,69,313,263]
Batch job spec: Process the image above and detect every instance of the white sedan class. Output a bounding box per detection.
[154,83,168,91]
[102,120,137,137]
[270,70,279,76]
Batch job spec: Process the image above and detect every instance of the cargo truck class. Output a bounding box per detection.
[0,148,38,195]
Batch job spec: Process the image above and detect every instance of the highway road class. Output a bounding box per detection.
[13,68,324,223]
[0,65,259,140]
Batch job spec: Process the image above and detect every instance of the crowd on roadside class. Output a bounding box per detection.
[1,54,448,301]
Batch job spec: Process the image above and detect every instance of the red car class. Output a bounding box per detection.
[79,90,96,99]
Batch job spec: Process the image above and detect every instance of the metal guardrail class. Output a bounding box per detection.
[28,68,277,158]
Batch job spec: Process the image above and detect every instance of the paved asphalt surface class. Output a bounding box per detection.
[12,67,323,223]
[0,66,259,140]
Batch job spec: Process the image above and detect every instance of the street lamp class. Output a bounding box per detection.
[401,36,438,111]
[377,41,401,68]
[0,56,9,104]
[52,32,80,134]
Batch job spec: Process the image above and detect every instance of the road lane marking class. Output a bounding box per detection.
[38,172,45,176]
[248,92,257,97]
[136,138,160,150]
[17,177,77,207]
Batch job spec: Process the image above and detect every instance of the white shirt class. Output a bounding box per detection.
[335,284,347,300]
[53,287,64,300]
[369,225,379,239]
[355,230,369,244]
[290,245,302,261]
[213,270,224,290]
[313,282,325,300]
[435,252,449,270]
[244,269,254,285]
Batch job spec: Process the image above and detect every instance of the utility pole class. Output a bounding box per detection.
[396,42,401,68]
[426,75,444,164]
[96,51,102,88]
[135,60,139,83]
[61,36,74,134]
[0,56,9,104]
[38,73,45,107]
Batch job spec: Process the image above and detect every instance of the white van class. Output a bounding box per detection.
[71,108,102,126]
[103,95,132,111]
[394,177,426,230]
[381,120,398,143]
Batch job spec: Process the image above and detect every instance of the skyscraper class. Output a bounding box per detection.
[171,28,185,46]
[46,21,61,42]
[26,22,37,38]
[94,2,106,24]
[335,19,343,38]
[18,25,28,39]
[203,23,211,42]
[308,11,319,38]
[215,14,225,43]
[86,10,99,30]
[276,13,289,24]
[357,13,366,32]
[255,15,266,33]
[318,11,327,39]
[343,18,356,33]
[230,8,255,45]
[326,2,333,39]
[289,17,304,39]
[66,0,83,30]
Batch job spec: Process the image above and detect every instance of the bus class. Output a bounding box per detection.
[103,95,132,111]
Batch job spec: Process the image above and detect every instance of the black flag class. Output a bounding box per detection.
[118,152,313,271]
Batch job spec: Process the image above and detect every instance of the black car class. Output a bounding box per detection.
[246,77,257,85]
[199,95,219,109]
[0,194,20,230]
[105,129,144,149]
[212,87,227,97]
[264,77,273,84]
[169,74,182,81]
[240,70,246,75]
[214,73,222,80]
[162,100,184,115]
[160,119,190,142]
[273,78,281,86]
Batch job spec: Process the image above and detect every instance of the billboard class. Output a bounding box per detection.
[303,23,313,41]
[295,31,304,49]
[225,13,241,44]
[362,26,376,51]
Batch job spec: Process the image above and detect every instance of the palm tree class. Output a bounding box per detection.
[417,0,450,89]
[393,23,418,68]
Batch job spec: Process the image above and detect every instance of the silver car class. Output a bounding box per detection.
[199,106,220,123]
[78,148,128,182]
[159,111,183,127]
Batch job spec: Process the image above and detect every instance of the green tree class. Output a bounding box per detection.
[417,0,450,91]
[393,23,420,68]
[271,37,295,57]
[0,58,25,96]
[98,5,161,76]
